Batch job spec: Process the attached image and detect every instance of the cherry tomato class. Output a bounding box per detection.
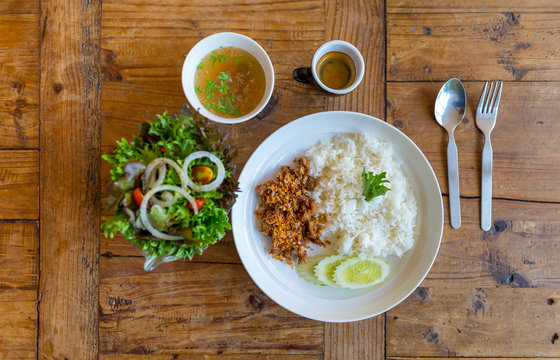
[191,165,214,185]
[188,198,204,212]
[132,188,144,207]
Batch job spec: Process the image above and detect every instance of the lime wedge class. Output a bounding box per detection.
[314,255,348,287]
[333,257,389,289]
[295,256,325,285]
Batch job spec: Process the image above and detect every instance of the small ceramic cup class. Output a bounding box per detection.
[182,32,275,124]
[293,40,364,95]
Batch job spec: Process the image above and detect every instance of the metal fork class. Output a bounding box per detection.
[476,81,503,231]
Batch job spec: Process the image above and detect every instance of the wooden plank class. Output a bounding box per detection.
[0,290,37,359]
[0,150,38,219]
[324,0,386,359]
[0,221,38,360]
[102,1,324,42]
[325,319,385,360]
[387,0,560,13]
[0,221,38,287]
[389,358,555,360]
[386,198,560,357]
[99,257,324,355]
[425,198,560,288]
[100,231,240,264]
[386,286,560,357]
[387,81,560,202]
[38,0,101,358]
[387,12,560,81]
[0,0,39,149]
[324,0,385,119]
[101,355,319,360]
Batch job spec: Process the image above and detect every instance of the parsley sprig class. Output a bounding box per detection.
[362,169,390,201]
[203,71,240,116]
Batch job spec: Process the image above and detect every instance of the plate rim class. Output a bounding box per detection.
[232,110,444,322]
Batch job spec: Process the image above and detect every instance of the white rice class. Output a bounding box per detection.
[305,133,418,258]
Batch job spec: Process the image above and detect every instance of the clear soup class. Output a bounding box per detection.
[194,47,266,118]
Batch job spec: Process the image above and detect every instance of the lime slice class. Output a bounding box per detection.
[314,255,348,287]
[333,257,389,289]
[295,256,325,286]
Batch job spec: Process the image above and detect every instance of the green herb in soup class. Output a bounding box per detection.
[194,47,266,118]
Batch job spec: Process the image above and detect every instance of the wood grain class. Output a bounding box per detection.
[387,286,560,357]
[387,12,560,81]
[0,0,39,149]
[100,257,324,356]
[0,221,38,288]
[387,0,560,13]
[387,81,560,202]
[38,0,101,358]
[0,150,38,219]
[323,0,387,359]
[385,197,560,356]
[101,231,240,264]
[425,198,560,288]
[324,0,385,119]
[0,221,38,360]
[101,355,320,360]
[388,359,556,360]
[0,290,38,359]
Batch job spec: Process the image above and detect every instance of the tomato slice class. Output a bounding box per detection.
[188,198,204,211]
[191,165,214,185]
[132,188,144,207]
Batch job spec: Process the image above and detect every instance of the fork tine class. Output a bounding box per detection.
[477,82,489,113]
[485,82,496,113]
[492,81,503,113]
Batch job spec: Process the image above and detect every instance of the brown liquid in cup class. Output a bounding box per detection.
[316,52,356,90]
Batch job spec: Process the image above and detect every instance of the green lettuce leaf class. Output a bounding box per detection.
[101,104,238,261]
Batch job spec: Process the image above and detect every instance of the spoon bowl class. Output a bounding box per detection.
[435,78,466,130]
[434,78,466,229]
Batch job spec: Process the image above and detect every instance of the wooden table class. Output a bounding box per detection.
[2,0,560,358]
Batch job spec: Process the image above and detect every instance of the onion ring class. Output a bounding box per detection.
[145,162,166,189]
[139,184,199,241]
[182,151,225,192]
[144,158,187,206]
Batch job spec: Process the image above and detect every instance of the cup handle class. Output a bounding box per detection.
[293,67,314,84]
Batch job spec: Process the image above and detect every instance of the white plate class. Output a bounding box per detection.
[232,111,443,322]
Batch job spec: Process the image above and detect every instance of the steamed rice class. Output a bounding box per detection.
[305,133,418,258]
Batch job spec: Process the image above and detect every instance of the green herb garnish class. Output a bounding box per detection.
[362,169,390,201]
[204,71,240,116]
[205,80,216,99]
[209,54,229,68]
[234,55,247,65]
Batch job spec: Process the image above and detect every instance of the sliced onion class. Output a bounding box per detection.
[139,184,199,241]
[143,158,186,207]
[145,162,166,189]
[144,157,187,188]
[182,151,225,192]
[151,191,177,208]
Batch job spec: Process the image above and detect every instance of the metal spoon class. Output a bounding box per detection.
[435,78,466,229]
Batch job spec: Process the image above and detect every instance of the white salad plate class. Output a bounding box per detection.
[232,111,443,322]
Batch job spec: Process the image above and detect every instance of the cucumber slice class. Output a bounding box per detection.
[296,256,326,285]
[314,255,348,287]
[333,257,389,289]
